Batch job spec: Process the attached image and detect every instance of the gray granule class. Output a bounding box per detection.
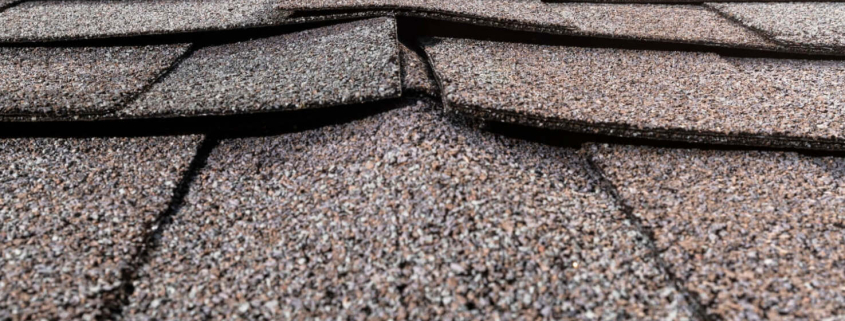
[399,42,437,95]
[556,3,776,49]
[0,0,290,42]
[423,38,845,149]
[588,143,845,320]
[0,44,190,116]
[124,100,693,320]
[0,136,202,320]
[123,17,401,117]
[277,0,578,32]
[708,3,845,51]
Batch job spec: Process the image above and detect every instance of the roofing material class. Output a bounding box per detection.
[708,2,845,52]
[589,144,845,320]
[0,0,290,42]
[0,136,202,319]
[0,44,190,117]
[124,100,693,319]
[423,37,845,150]
[123,17,401,117]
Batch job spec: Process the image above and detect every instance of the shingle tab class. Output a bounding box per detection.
[123,18,401,117]
[708,3,845,52]
[0,0,289,42]
[589,144,845,320]
[424,38,845,150]
[558,4,776,49]
[0,44,189,117]
[0,136,202,320]
[124,100,693,320]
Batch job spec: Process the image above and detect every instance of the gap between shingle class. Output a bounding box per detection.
[97,135,220,320]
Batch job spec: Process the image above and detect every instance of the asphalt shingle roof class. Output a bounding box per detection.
[2,1,845,319]
[0,44,189,117]
[590,144,845,320]
[0,0,290,42]
[708,2,845,52]
[123,17,401,117]
[424,37,845,150]
[0,136,202,319]
[125,100,693,320]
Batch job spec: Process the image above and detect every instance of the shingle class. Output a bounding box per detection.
[0,136,202,320]
[0,0,289,42]
[399,42,437,95]
[708,3,845,52]
[0,44,189,117]
[123,18,401,117]
[124,100,693,320]
[557,4,776,49]
[278,0,578,34]
[589,144,845,320]
[0,0,20,9]
[423,38,845,150]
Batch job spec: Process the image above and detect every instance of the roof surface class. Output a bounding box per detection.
[1,0,844,320]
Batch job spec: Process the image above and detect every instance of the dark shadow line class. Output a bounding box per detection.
[0,98,410,138]
[97,135,219,320]
[583,151,722,321]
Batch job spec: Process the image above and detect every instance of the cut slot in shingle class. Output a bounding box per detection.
[0,44,190,117]
[589,144,845,320]
[278,0,578,34]
[557,4,777,50]
[400,42,438,95]
[0,136,202,320]
[0,0,289,42]
[423,38,845,150]
[124,17,401,117]
[707,3,845,52]
[124,100,693,320]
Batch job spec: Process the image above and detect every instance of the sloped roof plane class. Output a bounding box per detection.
[1,0,844,319]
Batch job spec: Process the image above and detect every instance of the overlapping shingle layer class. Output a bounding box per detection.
[123,17,401,117]
[0,0,289,42]
[0,44,189,117]
[589,144,845,320]
[2,1,845,319]
[424,38,845,150]
[124,100,693,320]
[0,136,201,320]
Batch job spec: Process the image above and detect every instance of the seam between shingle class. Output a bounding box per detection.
[0,0,22,13]
[582,146,717,321]
[96,136,219,320]
[701,4,789,49]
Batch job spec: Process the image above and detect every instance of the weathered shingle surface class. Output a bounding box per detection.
[589,144,845,320]
[0,136,201,320]
[124,100,693,320]
[424,38,845,149]
[708,3,845,51]
[0,44,189,117]
[0,0,289,42]
[557,4,776,49]
[123,18,400,117]
[278,0,578,33]
[399,42,437,95]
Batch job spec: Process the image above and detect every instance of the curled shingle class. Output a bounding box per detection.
[424,37,845,150]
